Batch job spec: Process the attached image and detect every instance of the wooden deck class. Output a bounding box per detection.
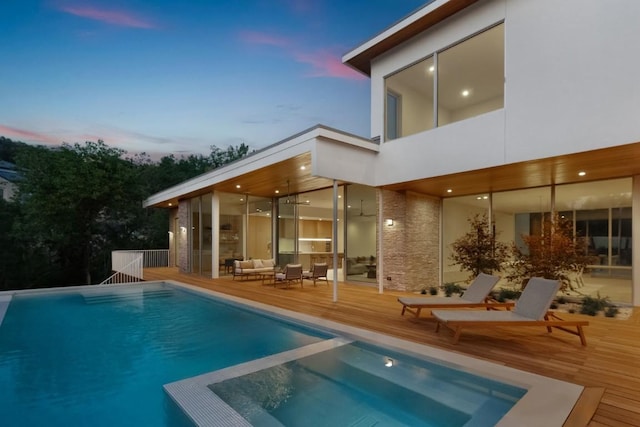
[144,268,640,426]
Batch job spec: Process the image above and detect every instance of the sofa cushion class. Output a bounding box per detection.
[239,260,253,269]
[262,259,275,268]
[252,259,264,268]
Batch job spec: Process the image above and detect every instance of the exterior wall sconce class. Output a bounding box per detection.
[180,226,187,233]
[385,218,394,226]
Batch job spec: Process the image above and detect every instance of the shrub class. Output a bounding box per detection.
[604,306,619,318]
[580,293,610,316]
[429,286,439,296]
[442,282,463,297]
[497,288,522,302]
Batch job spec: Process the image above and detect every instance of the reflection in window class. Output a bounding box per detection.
[384,56,434,140]
[386,91,401,140]
[383,23,504,140]
[438,24,504,126]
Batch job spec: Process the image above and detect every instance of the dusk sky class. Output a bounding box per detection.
[1,0,426,158]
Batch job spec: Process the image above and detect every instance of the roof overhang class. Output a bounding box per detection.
[381,142,640,197]
[144,125,377,208]
[343,0,480,76]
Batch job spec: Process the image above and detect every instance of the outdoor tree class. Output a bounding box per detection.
[506,213,595,292]
[5,135,254,289]
[449,213,510,282]
[14,140,141,286]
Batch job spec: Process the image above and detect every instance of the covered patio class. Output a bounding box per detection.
[145,267,639,426]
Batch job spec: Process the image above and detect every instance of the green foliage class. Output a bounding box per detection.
[580,293,610,316]
[604,306,619,318]
[449,213,510,282]
[429,286,439,295]
[442,282,463,297]
[506,213,595,292]
[497,288,522,302]
[3,135,252,289]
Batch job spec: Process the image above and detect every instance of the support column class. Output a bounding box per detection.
[632,176,640,306]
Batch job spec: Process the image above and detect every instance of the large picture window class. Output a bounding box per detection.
[384,23,504,141]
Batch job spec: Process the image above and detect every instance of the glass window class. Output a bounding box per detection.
[190,197,201,274]
[247,196,273,261]
[442,194,491,284]
[345,184,377,283]
[437,24,504,126]
[384,56,434,140]
[386,91,401,140]
[218,192,245,275]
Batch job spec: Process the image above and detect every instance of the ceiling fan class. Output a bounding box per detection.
[283,180,310,205]
[357,199,376,217]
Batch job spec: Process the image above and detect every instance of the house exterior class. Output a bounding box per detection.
[0,161,19,202]
[145,0,640,306]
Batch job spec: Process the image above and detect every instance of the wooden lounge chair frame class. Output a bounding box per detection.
[433,277,589,346]
[398,273,502,318]
[434,311,589,346]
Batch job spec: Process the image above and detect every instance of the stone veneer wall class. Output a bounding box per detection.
[381,190,440,292]
[178,200,190,274]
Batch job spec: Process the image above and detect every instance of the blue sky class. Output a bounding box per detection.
[1,0,426,158]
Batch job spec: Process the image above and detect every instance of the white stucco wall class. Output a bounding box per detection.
[368,0,640,186]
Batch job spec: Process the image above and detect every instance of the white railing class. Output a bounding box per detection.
[100,249,169,285]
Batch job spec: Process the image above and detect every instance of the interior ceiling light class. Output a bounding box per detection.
[446,189,452,193]
[275,190,279,194]
[236,184,241,189]
[428,65,434,73]
[578,171,586,176]
[462,89,470,97]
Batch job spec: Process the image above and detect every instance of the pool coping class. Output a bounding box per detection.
[1,281,584,426]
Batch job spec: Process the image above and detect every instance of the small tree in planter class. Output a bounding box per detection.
[506,213,594,292]
[450,213,510,282]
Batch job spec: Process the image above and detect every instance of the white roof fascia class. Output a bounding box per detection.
[143,126,375,207]
[342,0,446,64]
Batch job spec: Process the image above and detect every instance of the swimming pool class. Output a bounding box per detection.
[0,281,583,426]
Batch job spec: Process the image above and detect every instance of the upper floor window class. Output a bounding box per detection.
[384,23,504,141]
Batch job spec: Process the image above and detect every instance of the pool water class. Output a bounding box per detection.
[209,342,526,427]
[0,284,328,426]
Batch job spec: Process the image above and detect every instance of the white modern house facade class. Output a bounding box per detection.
[145,0,640,306]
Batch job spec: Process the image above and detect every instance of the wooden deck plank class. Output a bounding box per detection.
[144,268,640,426]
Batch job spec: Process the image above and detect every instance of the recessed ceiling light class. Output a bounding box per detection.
[446,189,452,193]
[428,65,435,73]
[275,190,279,194]
[239,198,244,202]
[578,171,586,176]
[462,90,470,97]
[236,184,241,189]
[168,202,172,206]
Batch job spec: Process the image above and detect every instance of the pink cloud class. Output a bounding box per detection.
[294,50,366,81]
[0,125,60,145]
[238,30,292,48]
[59,5,156,29]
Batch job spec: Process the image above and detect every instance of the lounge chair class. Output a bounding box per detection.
[275,264,303,288]
[397,273,501,318]
[432,277,589,345]
[302,263,329,286]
